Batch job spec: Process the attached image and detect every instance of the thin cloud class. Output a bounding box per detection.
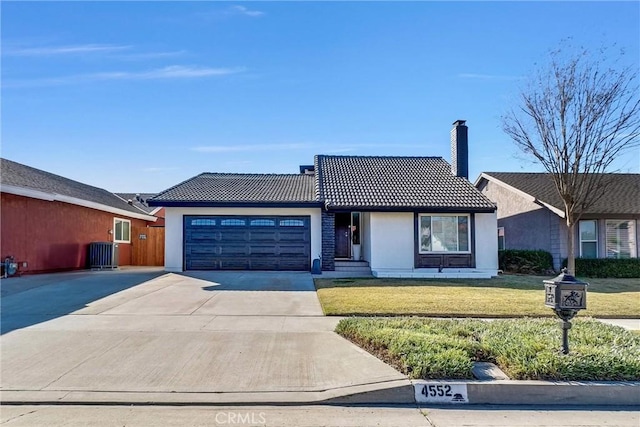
[229,5,265,17]
[3,65,246,88]
[114,50,188,61]
[4,44,132,56]
[458,73,523,81]
[192,143,308,153]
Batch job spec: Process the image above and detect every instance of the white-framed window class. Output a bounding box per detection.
[498,227,505,250]
[579,220,598,258]
[605,220,636,258]
[419,214,470,253]
[114,218,131,243]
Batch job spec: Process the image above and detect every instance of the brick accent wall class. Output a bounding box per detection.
[321,211,335,271]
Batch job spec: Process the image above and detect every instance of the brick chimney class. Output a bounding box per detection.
[451,119,468,179]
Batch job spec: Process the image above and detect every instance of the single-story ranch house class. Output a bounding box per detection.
[148,121,499,278]
[476,172,640,270]
[1,158,160,273]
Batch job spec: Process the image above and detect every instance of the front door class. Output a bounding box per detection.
[335,212,351,258]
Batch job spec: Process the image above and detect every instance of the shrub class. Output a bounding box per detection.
[499,250,554,274]
[562,258,640,278]
[336,317,640,381]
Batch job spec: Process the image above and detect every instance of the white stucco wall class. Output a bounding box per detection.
[362,212,372,263]
[474,212,499,272]
[164,207,322,272]
[368,212,415,271]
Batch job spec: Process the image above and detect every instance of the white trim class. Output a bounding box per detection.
[418,213,472,254]
[114,218,132,243]
[476,173,566,218]
[579,219,598,258]
[1,184,157,222]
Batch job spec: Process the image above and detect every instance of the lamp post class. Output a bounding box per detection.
[544,269,588,355]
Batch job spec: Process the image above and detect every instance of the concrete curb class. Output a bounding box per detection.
[2,380,639,406]
[412,380,640,406]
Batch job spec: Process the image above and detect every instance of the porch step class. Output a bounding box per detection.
[335,261,369,268]
[334,260,372,275]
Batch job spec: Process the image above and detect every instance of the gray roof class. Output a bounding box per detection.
[115,193,158,214]
[0,158,150,216]
[482,172,640,215]
[316,155,496,211]
[149,173,317,205]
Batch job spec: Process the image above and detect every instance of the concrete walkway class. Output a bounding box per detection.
[1,270,407,404]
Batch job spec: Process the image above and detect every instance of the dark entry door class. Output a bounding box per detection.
[184,215,311,271]
[335,212,351,258]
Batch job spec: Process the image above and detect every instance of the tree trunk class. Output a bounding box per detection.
[566,219,576,275]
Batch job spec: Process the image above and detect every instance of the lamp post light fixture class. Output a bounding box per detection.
[544,269,588,355]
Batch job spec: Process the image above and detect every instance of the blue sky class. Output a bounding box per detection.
[2,1,639,193]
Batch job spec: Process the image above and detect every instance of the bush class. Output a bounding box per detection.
[499,250,554,274]
[563,258,640,278]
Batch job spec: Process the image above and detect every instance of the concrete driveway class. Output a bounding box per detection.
[1,269,408,404]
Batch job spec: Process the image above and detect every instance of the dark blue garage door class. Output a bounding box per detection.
[184,215,311,271]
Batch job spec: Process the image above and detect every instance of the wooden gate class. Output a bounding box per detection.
[131,226,165,266]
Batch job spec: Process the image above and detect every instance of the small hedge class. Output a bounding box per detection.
[563,258,640,278]
[499,250,554,274]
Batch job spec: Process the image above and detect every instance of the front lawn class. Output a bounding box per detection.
[315,275,639,318]
[336,317,640,381]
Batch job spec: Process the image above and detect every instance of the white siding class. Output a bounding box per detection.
[164,207,322,272]
[369,212,414,271]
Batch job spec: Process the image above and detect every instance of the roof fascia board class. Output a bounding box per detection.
[2,184,157,222]
[151,201,323,208]
[326,206,496,213]
[478,173,565,218]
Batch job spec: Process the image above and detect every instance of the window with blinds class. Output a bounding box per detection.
[605,220,636,258]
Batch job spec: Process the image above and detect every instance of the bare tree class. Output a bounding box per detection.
[502,45,640,275]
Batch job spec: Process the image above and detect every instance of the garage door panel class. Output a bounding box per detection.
[248,231,278,241]
[184,215,311,271]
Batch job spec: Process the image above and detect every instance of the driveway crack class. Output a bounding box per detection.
[41,336,130,390]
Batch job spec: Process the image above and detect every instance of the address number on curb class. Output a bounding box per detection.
[414,382,468,404]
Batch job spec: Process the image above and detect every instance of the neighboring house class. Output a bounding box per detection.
[475,172,640,270]
[148,121,499,278]
[1,158,159,274]
[115,193,165,227]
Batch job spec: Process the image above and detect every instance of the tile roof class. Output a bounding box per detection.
[115,193,158,214]
[316,155,496,211]
[482,172,640,215]
[0,158,150,216]
[149,173,318,205]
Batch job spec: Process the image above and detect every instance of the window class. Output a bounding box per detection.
[579,220,598,258]
[191,219,216,226]
[498,227,505,250]
[606,220,636,258]
[419,215,470,253]
[351,212,360,245]
[279,219,305,227]
[114,218,131,243]
[250,219,275,226]
[220,219,246,226]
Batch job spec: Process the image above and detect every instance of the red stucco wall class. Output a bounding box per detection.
[1,193,151,273]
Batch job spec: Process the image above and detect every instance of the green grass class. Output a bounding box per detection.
[315,275,639,318]
[336,317,640,381]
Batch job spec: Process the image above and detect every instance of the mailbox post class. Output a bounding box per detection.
[544,269,588,355]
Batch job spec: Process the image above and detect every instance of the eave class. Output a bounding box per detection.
[2,184,158,222]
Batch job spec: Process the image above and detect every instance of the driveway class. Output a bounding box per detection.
[1,269,407,404]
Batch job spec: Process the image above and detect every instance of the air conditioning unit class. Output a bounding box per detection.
[89,242,119,269]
